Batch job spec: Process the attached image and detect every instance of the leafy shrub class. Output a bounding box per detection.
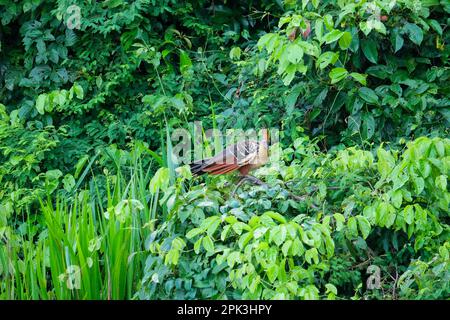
[138,136,449,300]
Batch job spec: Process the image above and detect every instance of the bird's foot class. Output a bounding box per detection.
[231,175,267,198]
[246,175,265,186]
[231,176,249,197]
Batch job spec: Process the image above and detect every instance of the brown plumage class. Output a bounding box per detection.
[189,129,269,177]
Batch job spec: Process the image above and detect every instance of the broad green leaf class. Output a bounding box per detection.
[413,176,425,194]
[315,19,323,41]
[229,47,241,60]
[323,15,334,30]
[361,113,375,140]
[323,30,344,44]
[316,51,339,69]
[36,94,47,114]
[435,175,447,191]
[291,238,305,256]
[358,87,379,105]
[221,225,231,241]
[227,252,241,268]
[338,31,352,50]
[264,211,287,224]
[72,83,84,99]
[266,264,279,283]
[202,236,215,253]
[305,248,319,264]
[391,189,403,209]
[286,44,304,63]
[404,23,423,45]
[206,217,221,236]
[302,0,309,10]
[180,50,193,76]
[347,217,358,238]
[325,283,338,295]
[282,240,292,256]
[403,205,415,225]
[329,67,348,84]
[428,19,443,35]
[361,39,378,63]
[186,227,203,239]
[350,72,367,85]
[356,216,371,239]
[393,33,404,53]
[333,213,346,231]
[194,238,202,254]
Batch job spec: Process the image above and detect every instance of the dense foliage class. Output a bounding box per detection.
[0,0,449,300]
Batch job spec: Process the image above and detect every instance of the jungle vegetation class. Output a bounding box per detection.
[0,0,449,300]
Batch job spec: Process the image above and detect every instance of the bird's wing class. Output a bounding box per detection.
[190,140,260,175]
[234,140,259,166]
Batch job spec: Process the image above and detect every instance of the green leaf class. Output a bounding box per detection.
[257,33,277,52]
[324,236,335,257]
[323,15,334,30]
[282,240,292,256]
[72,83,84,99]
[315,19,323,41]
[180,50,192,75]
[356,216,371,239]
[221,225,231,241]
[229,47,242,60]
[361,39,378,63]
[305,248,319,264]
[435,175,447,191]
[325,283,338,295]
[413,176,425,194]
[338,31,352,50]
[238,232,253,249]
[227,252,240,268]
[391,190,403,209]
[302,0,310,9]
[194,238,202,254]
[358,87,379,104]
[329,67,348,84]
[393,33,404,53]
[266,264,279,283]
[403,205,415,225]
[36,94,47,115]
[428,19,443,35]
[361,113,375,140]
[264,211,287,224]
[404,23,423,45]
[350,72,367,85]
[282,68,296,86]
[286,44,304,64]
[316,51,339,69]
[291,238,305,256]
[323,30,344,44]
[202,236,215,253]
[270,225,287,246]
[347,217,358,238]
[334,213,346,231]
[206,217,221,236]
[186,227,203,239]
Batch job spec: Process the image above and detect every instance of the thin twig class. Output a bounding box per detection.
[392,267,399,300]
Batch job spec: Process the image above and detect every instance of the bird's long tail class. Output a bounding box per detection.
[189,161,207,176]
[189,159,239,176]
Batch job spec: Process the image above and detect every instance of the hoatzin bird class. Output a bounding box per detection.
[189,129,269,191]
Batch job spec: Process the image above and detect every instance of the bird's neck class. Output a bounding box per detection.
[259,139,268,148]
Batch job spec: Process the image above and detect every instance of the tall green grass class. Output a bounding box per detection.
[0,142,165,300]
